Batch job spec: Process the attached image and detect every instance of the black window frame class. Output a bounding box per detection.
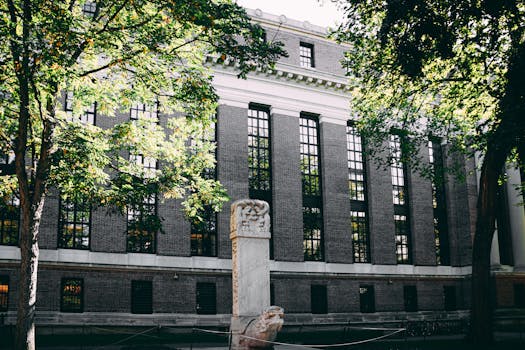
[247,104,274,258]
[311,284,328,314]
[359,285,375,313]
[514,284,525,308]
[300,113,324,261]
[61,278,84,313]
[196,282,217,315]
[347,121,370,263]
[403,285,418,312]
[64,91,97,125]
[300,42,315,68]
[191,205,218,257]
[390,134,412,264]
[82,1,98,17]
[428,138,450,265]
[444,286,457,311]
[130,102,159,123]
[58,198,91,250]
[0,275,9,312]
[0,194,19,246]
[131,280,153,314]
[191,119,218,257]
[126,154,158,254]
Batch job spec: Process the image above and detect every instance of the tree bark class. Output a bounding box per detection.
[15,200,45,350]
[469,145,506,346]
[470,41,525,347]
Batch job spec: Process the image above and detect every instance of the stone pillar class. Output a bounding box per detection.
[230,199,283,349]
[506,166,525,271]
[490,233,502,269]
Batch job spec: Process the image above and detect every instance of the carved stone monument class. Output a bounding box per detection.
[230,199,283,349]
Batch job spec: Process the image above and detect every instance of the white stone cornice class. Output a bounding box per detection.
[213,68,351,125]
[0,246,473,277]
[206,56,350,94]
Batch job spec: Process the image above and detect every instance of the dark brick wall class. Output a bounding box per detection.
[367,144,396,265]
[39,190,59,250]
[216,104,249,259]
[408,145,437,266]
[320,122,352,263]
[157,198,190,256]
[375,282,403,311]
[1,265,470,315]
[444,147,473,267]
[265,27,346,76]
[327,279,360,313]
[270,113,303,262]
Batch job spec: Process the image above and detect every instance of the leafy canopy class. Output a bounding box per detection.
[333,0,525,172]
[0,0,285,222]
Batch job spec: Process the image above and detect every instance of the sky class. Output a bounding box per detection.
[235,0,345,28]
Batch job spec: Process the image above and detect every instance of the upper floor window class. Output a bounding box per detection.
[61,278,84,313]
[248,104,273,257]
[191,206,217,257]
[390,134,411,264]
[390,135,407,206]
[0,195,19,246]
[428,138,450,265]
[248,105,271,196]
[300,114,323,261]
[82,1,98,17]
[347,122,370,263]
[300,42,315,68]
[191,120,217,257]
[64,92,96,125]
[127,155,157,253]
[58,199,91,250]
[130,103,159,122]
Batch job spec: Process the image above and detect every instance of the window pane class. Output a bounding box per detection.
[61,278,83,313]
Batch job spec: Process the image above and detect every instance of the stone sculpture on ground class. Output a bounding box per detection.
[239,306,284,348]
[229,199,284,349]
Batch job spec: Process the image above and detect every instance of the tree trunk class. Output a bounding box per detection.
[15,198,46,350]
[469,146,505,346]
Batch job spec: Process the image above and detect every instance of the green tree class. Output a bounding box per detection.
[334,0,525,346]
[0,1,285,349]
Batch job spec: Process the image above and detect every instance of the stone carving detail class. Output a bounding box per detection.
[230,199,270,236]
[240,306,284,349]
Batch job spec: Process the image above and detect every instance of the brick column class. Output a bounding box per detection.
[270,108,303,262]
[319,119,352,263]
[408,145,436,266]
[216,103,249,259]
[444,148,473,266]
[367,143,396,265]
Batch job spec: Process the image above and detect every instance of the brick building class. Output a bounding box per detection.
[0,8,523,332]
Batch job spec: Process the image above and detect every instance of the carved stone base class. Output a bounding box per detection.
[230,306,284,350]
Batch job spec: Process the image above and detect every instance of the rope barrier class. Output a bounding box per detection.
[193,326,406,348]
[108,326,159,346]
